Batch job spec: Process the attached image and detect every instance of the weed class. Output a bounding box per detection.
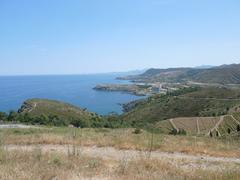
[88,159,99,169]
[116,157,129,175]
[50,153,62,166]
[33,146,42,161]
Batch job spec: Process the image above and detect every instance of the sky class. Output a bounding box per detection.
[0,0,240,75]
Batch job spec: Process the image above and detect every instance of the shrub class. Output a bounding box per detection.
[210,131,213,137]
[169,128,186,136]
[0,112,7,121]
[227,128,231,134]
[70,118,89,128]
[237,125,240,132]
[169,129,178,135]
[178,129,187,135]
[133,128,142,134]
[7,111,18,121]
[50,154,62,166]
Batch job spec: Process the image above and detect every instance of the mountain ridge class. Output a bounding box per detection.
[120,63,240,84]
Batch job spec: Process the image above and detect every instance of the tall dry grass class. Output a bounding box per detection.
[0,148,239,180]
[0,127,240,157]
[0,128,239,180]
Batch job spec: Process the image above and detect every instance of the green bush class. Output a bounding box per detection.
[178,129,187,135]
[0,112,7,121]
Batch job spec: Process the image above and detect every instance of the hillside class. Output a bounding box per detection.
[121,87,240,128]
[119,67,194,83]
[18,98,102,127]
[191,64,240,84]
[156,113,240,136]
[120,63,240,84]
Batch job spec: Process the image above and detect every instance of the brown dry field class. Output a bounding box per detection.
[0,127,239,180]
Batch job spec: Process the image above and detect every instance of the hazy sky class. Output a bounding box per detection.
[0,0,240,75]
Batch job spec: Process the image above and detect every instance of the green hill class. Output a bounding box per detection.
[191,64,240,84]
[18,98,102,127]
[121,87,240,128]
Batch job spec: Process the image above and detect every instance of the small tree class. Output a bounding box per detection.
[179,129,187,135]
[227,128,231,134]
[23,113,32,123]
[0,112,7,121]
[237,125,240,132]
[210,131,213,137]
[70,118,88,128]
[169,129,178,135]
[7,111,18,122]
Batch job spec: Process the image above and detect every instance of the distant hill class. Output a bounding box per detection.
[193,65,215,69]
[191,64,240,84]
[121,87,240,128]
[120,63,240,84]
[103,69,147,76]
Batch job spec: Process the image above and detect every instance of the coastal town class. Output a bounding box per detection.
[94,82,190,96]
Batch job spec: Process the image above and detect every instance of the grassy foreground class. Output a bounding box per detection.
[1,127,240,157]
[0,127,240,180]
[0,148,239,180]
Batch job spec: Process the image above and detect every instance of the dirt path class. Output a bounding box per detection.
[5,144,240,165]
[169,119,179,132]
[196,118,200,134]
[28,103,37,113]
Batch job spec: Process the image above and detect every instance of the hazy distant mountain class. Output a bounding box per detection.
[105,69,147,76]
[192,63,240,84]
[194,65,215,69]
[120,63,240,84]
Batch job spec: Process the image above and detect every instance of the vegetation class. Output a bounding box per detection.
[122,87,240,129]
[18,98,99,123]
[0,112,7,121]
[169,128,187,136]
[133,128,142,134]
[1,145,239,180]
[0,99,130,128]
[1,86,240,137]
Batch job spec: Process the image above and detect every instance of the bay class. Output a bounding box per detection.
[0,74,142,115]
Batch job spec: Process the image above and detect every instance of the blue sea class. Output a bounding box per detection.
[0,74,142,115]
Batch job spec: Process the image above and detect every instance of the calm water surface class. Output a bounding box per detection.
[0,74,142,115]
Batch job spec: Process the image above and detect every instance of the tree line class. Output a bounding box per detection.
[0,111,130,128]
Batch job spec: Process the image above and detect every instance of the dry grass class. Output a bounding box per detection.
[0,127,240,158]
[0,147,239,180]
[0,147,109,180]
[0,127,239,179]
[114,158,240,180]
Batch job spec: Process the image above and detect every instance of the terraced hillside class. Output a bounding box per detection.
[156,114,240,136]
[122,87,240,127]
